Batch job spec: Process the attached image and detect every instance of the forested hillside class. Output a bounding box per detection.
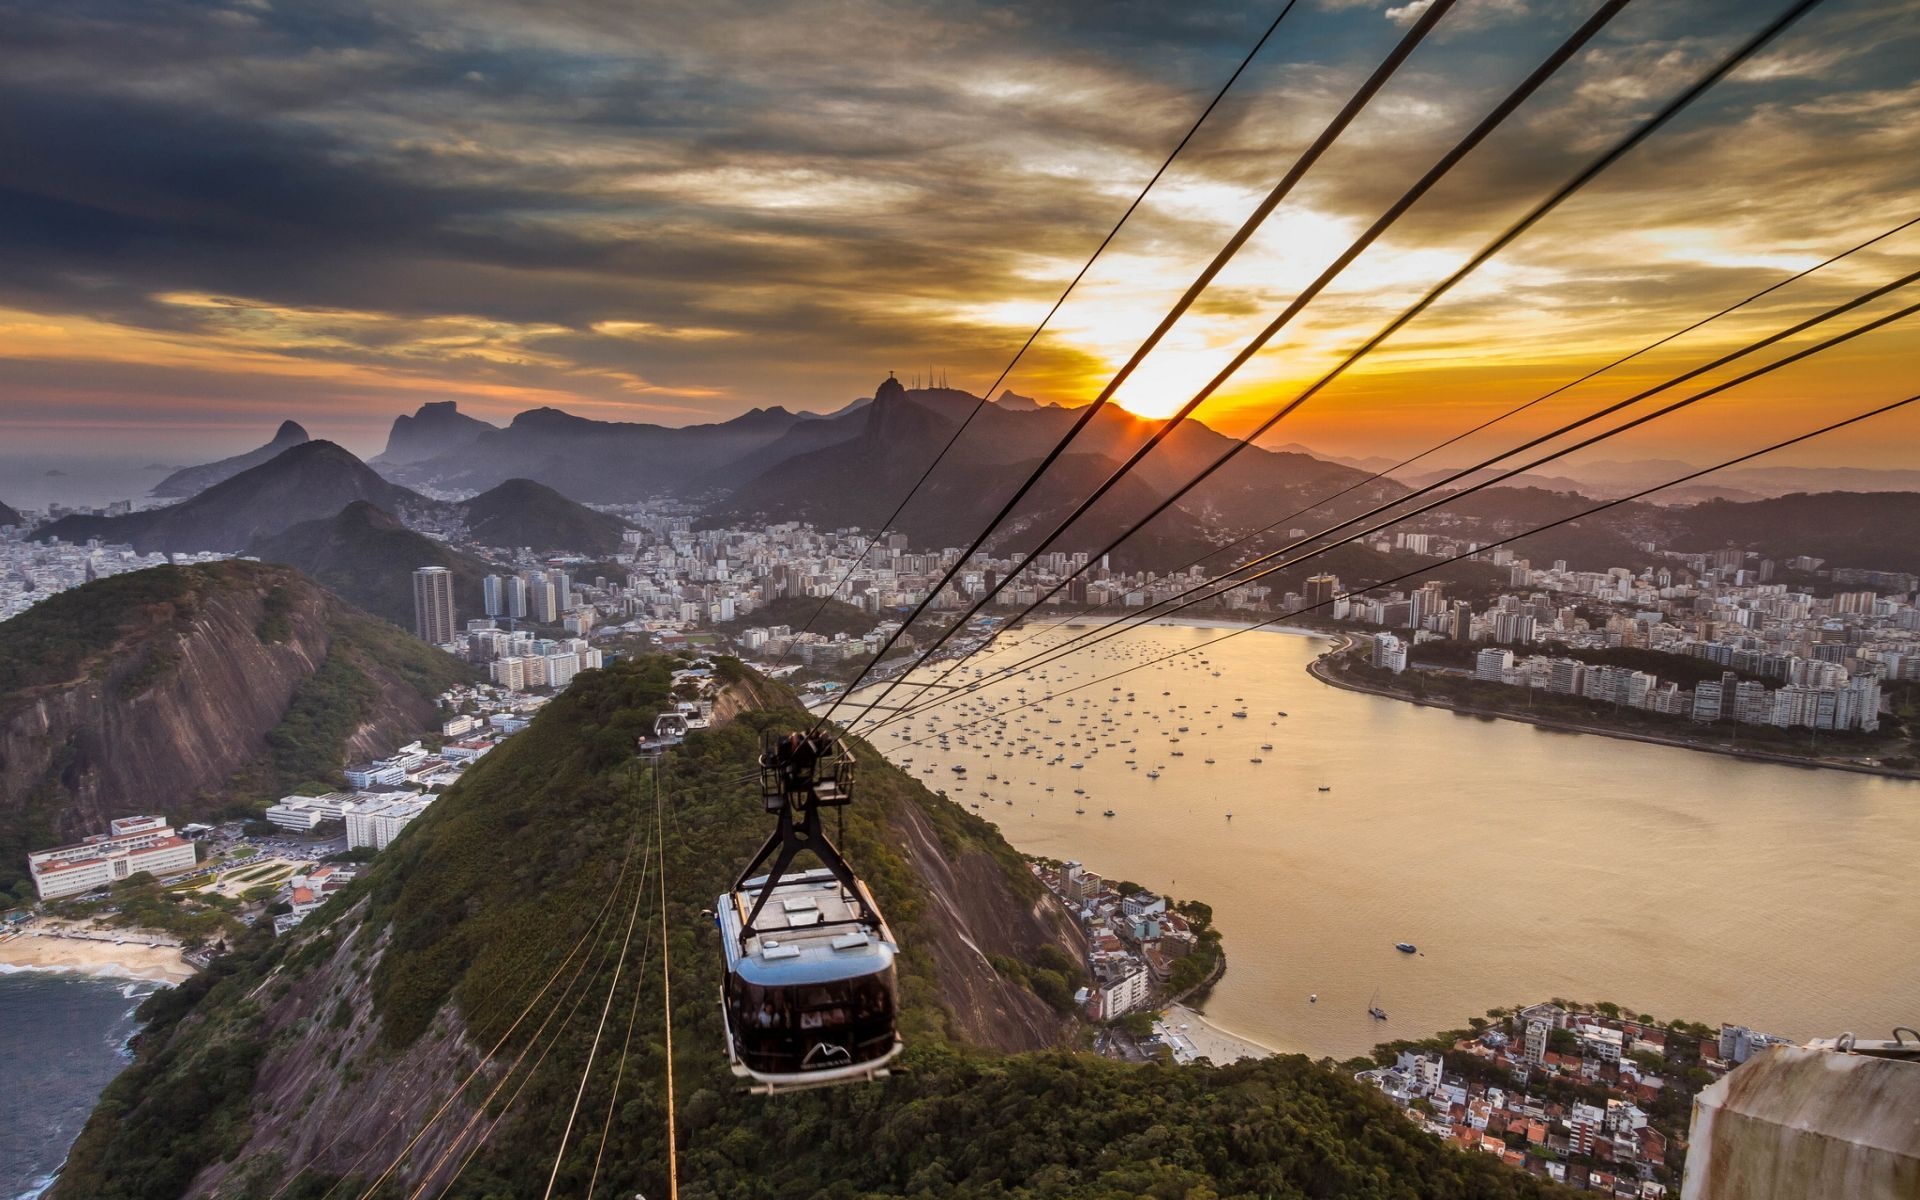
[56,657,1571,1200]
[0,562,469,901]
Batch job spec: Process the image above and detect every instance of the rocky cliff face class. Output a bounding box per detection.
[0,562,455,872]
[885,784,1084,1051]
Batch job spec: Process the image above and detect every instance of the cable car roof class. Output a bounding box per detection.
[719,869,896,987]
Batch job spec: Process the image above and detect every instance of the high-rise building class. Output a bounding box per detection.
[506,575,529,620]
[1304,575,1341,611]
[412,566,456,644]
[482,574,504,617]
[527,573,558,623]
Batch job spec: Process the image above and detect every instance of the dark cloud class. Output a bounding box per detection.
[0,0,1914,459]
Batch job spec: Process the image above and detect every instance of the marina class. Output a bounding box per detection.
[843,619,1920,1060]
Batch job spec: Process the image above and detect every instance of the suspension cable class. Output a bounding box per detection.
[813,0,1461,732]
[856,0,1833,720]
[585,764,669,1199]
[851,0,1632,715]
[349,814,646,1200]
[860,270,1920,731]
[658,761,681,1200]
[1011,210,1920,639]
[543,776,660,1199]
[877,392,1920,754]
[765,0,1304,663]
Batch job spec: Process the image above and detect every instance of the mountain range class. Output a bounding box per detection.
[27,384,1920,597]
[39,442,632,568]
[44,441,421,552]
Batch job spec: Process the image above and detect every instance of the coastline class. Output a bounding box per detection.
[1158,1002,1278,1064]
[1306,641,1919,782]
[0,925,195,985]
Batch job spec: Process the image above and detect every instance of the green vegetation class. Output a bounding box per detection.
[256,583,295,642]
[0,564,198,707]
[56,924,280,1199]
[265,650,380,790]
[990,944,1081,1014]
[1167,899,1224,999]
[257,608,471,794]
[248,501,496,630]
[52,874,246,942]
[57,657,1575,1200]
[716,593,878,641]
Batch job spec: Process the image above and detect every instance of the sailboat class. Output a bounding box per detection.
[1368,987,1388,1021]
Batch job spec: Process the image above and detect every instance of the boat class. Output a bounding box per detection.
[1231,710,1247,718]
[1103,809,1116,817]
[1260,743,1273,751]
[1368,987,1388,1021]
[1075,806,1085,814]
[1146,770,1160,779]
[1395,942,1417,954]
[1309,993,1317,1004]
[1317,785,1331,792]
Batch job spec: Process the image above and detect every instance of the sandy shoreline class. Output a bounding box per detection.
[0,926,194,985]
[1157,1002,1279,1064]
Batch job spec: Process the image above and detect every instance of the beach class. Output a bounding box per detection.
[1156,1003,1277,1065]
[0,923,195,985]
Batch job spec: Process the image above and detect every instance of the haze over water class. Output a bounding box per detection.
[847,622,1920,1061]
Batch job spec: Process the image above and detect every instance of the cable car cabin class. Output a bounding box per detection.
[654,711,688,741]
[717,868,902,1093]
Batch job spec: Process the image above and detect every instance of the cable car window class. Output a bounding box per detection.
[726,969,897,1074]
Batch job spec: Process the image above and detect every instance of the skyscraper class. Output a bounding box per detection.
[1304,574,1341,611]
[506,575,528,619]
[482,574,504,617]
[412,566,456,644]
[527,573,558,623]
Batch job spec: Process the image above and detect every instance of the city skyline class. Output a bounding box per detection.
[2,0,1917,469]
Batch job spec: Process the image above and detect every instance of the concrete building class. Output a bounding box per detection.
[412,566,456,644]
[1683,1038,1920,1200]
[1093,960,1151,1018]
[27,816,199,900]
[344,796,432,851]
[263,792,356,831]
[1304,574,1342,611]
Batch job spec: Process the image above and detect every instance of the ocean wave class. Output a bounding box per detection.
[0,961,180,986]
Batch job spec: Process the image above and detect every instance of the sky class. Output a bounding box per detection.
[2,0,1917,473]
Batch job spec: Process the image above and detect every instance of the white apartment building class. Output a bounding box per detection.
[28,815,199,900]
[1096,962,1151,1018]
[263,792,356,831]
[344,796,432,851]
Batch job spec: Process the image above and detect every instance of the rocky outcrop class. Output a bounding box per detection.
[182,910,485,1199]
[151,420,310,497]
[0,562,456,865]
[374,401,495,465]
[886,788,1084,1051]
